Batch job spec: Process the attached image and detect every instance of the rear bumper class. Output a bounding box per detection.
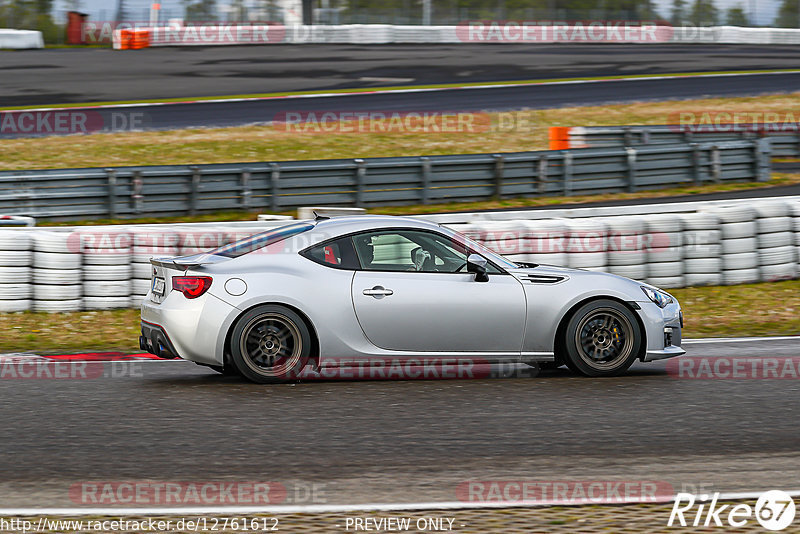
[140,321,180,359]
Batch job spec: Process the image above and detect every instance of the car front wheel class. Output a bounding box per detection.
[230,305,311,383]
[563,299,642,377]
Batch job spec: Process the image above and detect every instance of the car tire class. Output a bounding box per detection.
[562,299,642,377]
[230,305,312,384]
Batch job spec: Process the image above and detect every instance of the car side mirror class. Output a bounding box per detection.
[467,254,489,282]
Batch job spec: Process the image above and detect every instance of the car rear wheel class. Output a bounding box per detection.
[230,305,311,383]
[563,299,642,377]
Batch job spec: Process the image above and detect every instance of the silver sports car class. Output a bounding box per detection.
[140,215,684,382]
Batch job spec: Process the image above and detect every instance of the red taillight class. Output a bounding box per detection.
[172,276,212,299]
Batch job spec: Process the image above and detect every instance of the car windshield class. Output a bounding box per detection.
[209,222,314,258]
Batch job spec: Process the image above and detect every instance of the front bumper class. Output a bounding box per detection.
[636,301,685,362]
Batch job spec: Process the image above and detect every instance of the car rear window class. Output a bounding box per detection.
[210,222,314,258]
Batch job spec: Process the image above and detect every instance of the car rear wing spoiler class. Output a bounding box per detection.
[150,253,229,271]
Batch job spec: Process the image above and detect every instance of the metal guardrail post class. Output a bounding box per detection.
[354,159,366,207]
[625,147,637,193]
[641,128,650,145]
[493,154,505,200]
[190,166,201,216]
[132,171,143,214]
[105,168,117,219]
[537,155,548,195]
[623,127,632,147]
[691,143,702,185]
[754,138,772,182]
[240,168,251,210]
[710,145,721,183]
[563,152,573,196]
[270,163,280,212]
[420,157,431,205]
[683,131,694,144]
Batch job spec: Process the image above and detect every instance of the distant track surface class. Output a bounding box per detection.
[2,72,800,138]
[0,338,798,507]
[3,44,800,105]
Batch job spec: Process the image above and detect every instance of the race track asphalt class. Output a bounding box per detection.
[3,71,800,138]
[3,44,800,106]
[0,337,797,507]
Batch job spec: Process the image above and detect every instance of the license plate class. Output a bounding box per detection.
[152,277,166,296]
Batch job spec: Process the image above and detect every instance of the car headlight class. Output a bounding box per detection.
[641,286,673,308]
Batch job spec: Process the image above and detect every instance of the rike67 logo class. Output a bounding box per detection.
[669,491,796,530]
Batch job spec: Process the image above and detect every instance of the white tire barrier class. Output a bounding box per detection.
[685,272,723,286]
[33,299,82,312]
[754,202,790,218]
[645,214,683,233]
[83,265,132,281]
[83,296,132,310]
[680,213,720,230]
[722,237,757,254]
[0,250,31,266]
[722,252,759,270]
[132,278,152,295]
[608,264,647,280]
[132,262,154,279]
[0,299,31,312]
[608,249,648,266]
[685,257,723,274]
[33,251,81,270]
[647,247,682,263]
[82,251,132,266]
[722,268,760,285]
[33,284,81,301]
[758,245,796,266]
[645,276,684,288]
[83,280,131,297]
[758,217,793,234]
[31,268,82,285]
[32,232,73,253]
[758,231,794,248]
[0,284,32,300]
[648,262,683,277]
[761,262,798,281]
[567,252,607,269]
[0,231,32,251]
[704,205,757,223]
[720,221,757,239]
[684,243,721,259]
[132,246,178,264]
[0,267,31,283]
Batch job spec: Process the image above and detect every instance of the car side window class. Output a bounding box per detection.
[352,230,471,273]
[301,237,360,270]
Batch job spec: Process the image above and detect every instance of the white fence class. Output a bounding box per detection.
[0,196,798,312]
[112,24,800,48]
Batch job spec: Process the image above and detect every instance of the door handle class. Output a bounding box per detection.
[363,286,393,297]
